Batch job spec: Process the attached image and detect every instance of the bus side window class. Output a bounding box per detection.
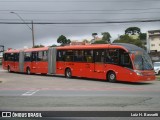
[31,52,37,61]
[24,52,31,62]
[84,50,93,63]
[57,50,65,61]
[42,51,48,61]
[14,53,19,62]
[8,53,14,61]
[106,49,119,64]
[3,53,8,61]
[65,50,73,62]
[94,49,105,63]
[74,50,84,62]
[120,51,133,69]
[37,51,43,61]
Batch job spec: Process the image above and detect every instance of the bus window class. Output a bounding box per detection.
[74,50,84,62]
[14,53,19,62]
[84,50,93,63]
[106,49,119,64]
[37,51,48,61]
[94,50,105,63]
[8,53,14,61]
[24,52,31,62]
[37,51,43,61]
[3,53,8,61]
[57,50,65,61]
[31,52,37,61]
[42,51,48,61]
[119,49,133,69]
[65,50,74,62]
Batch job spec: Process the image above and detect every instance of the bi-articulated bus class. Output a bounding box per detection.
[2,43,155,82]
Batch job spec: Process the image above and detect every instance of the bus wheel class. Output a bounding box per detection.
[26,67,31,75]
[65,68,72,78]
[8,66,11,73]
[107,71,116,83]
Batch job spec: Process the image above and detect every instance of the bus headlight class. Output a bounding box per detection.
[134,70,143,76]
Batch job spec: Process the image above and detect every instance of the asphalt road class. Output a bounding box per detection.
[0,66,160,119]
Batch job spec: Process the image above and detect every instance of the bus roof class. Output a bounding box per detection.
[112,43,145,52]
[57,44,127,51]
[57,43,144,52]
[5,49,20,53]
[4,43,145,53]
[24,47,49,52]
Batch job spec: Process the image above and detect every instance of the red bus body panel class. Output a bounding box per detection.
[2,44,155,82]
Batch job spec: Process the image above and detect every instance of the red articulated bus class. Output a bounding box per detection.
[2,43,155,82]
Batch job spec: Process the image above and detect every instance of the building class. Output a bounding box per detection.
[147,30,160,53]
[0,53,2,65]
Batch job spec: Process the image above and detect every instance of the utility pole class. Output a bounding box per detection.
[10,12,35,47]
[32,21,35,47]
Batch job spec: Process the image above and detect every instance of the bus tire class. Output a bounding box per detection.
[65,68,72,78]
[8,66,11,73]
[26,67,31,75]
[107,71,116,83]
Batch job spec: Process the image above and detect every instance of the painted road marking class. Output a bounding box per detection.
[22,90,39,96]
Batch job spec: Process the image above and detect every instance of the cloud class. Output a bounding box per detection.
[0,0,160,49]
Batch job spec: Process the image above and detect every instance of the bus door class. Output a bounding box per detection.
[36,51,48,74]
[94,50,105,79]
[8,53,15,71]
[31,52,37,73]
[118,52,134,81]
[83,50,94,78]
[14,53,19,72]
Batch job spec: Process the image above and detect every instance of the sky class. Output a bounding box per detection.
[0,0,160,49]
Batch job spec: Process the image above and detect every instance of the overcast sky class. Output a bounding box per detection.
[0,0,160,49]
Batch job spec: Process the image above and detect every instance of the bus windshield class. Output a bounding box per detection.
[133,51,153,70]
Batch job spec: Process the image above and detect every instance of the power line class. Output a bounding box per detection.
[1,11,160,15]
[1,7,160,12]
[0,19,160,24]
[0,0,159,2]
[1,17,160,22]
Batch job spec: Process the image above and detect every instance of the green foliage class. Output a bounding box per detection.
[92,40,107,44]
[125,27,141,35]
[113,35,145,49]
[82,39,89,43]
[139,33,147,40]
[57,35,71,46]
[92,33,98,36]
[33,44,45,48]
[92,33,98,40]
[51,44,57,47]
[101,32,111,43]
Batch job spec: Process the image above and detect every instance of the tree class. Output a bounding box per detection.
[51,44,57,47]
[101,32,111,43]
[139,33,147,40]
[82,39,89,43]
[57,35,71,46]
[125,27,141,35]
[33,44,45,48]
[92,40,106,44]
[113,35,145,49]
[92,33,98,40]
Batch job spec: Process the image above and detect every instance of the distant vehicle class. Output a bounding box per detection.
[154,62,160,75]
[2,43,155,82]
